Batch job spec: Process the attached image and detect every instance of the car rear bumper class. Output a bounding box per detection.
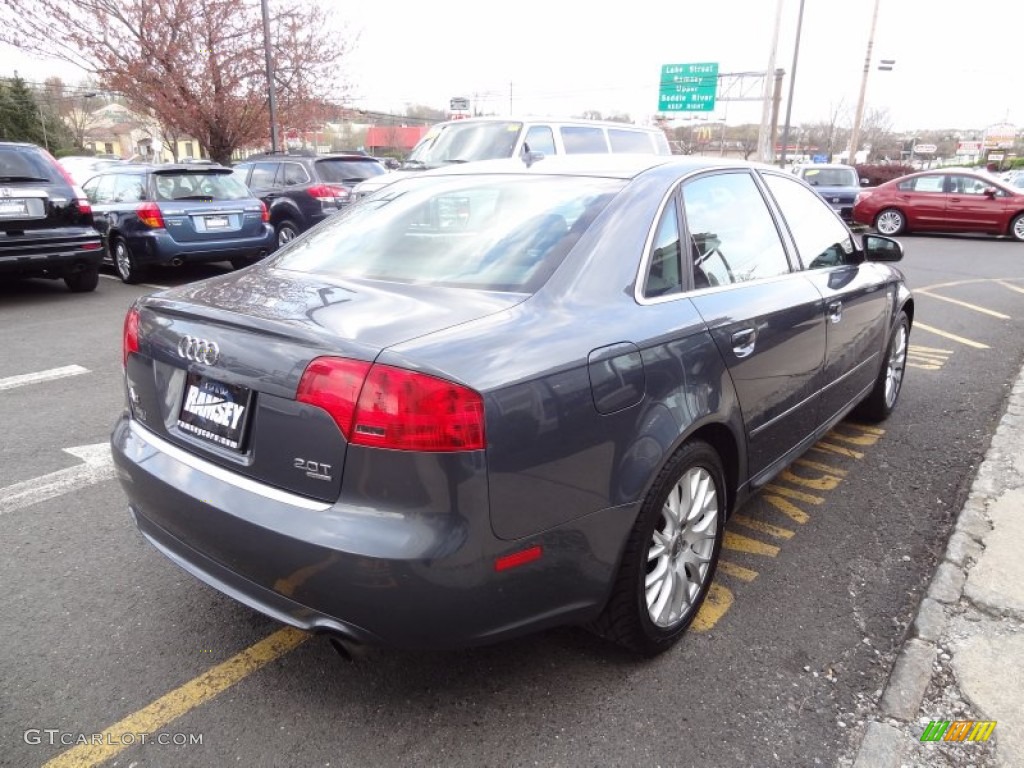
[125,226,275,266]
[0,235,104,277]
[111,414,629,649]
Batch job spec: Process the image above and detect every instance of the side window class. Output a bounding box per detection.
[524,125,556,156]
[763,173,857,269]
[608,129,653,154]
[909,175,944,193]
[682,172,790,286]
[955,175,990,195]
[81,176,100,203]
[643,201,683,298]
[281,162,310,186]
[231,164,252,186]
[90,175,117,204]
[112,174,145,203]
[560,126,609,154]
[249,162,279,188]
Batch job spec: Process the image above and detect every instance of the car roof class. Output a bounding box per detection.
[237,152,378,163]
[415,153,769,181]
[90,163,231,175]
[797,163,856,170]
[429,116,665,132]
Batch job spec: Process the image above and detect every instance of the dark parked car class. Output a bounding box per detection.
[112,155,913,656]
[232,152,387,248]
[0,141,104,292]
[792,163,864,222]
[854,168,1024,240]
[82,164,275,283]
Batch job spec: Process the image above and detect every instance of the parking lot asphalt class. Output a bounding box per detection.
[1,237,1023,768]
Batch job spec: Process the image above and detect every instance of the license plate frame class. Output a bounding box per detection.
[205,215,230,229]
[176,372,253,451]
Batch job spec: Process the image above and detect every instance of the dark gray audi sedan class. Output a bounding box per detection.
[112,155,912,656]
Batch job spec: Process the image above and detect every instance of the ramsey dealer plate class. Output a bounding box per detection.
[176,373,252,450]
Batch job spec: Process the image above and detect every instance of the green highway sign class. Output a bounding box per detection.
[659,62,718,112]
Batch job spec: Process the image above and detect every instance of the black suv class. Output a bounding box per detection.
[232,152,387,248]
[0,141,104,292]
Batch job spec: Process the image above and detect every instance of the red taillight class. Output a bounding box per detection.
[76,197,93,215]
[123,307,140,368]
[307,184,350,204]
[137,202,165,228]
[296,357,486,451]
[259,200,270,222]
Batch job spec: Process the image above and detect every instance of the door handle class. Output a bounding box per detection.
[731,328,756,358]
[950,197,962,203]
[828,300,843,324]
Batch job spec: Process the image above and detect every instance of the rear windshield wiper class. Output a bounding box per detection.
[0,175,51,182]
[171,195,215,201]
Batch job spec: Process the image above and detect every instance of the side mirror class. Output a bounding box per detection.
[984,187,997,198]
[860,178,871,186]
[863,234,903,262]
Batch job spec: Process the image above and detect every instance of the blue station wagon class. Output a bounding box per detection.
[83,164,275,283]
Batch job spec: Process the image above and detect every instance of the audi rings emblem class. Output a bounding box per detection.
[177,336,220,366]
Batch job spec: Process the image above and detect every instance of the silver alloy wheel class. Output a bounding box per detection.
[278,225,297,247]
[645,467,719,628]
[1013,215,1024,241]
[115,241,131,280]
[885,322,908,407]
[876,210,904,235]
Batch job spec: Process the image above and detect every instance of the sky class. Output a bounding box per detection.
[4,0,1023,134]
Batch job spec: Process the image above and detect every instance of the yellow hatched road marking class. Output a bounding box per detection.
[762,494,810,524]
[908,344,954,355]
[998,280,1024,296]
[724,530,780,557]
[916,290,1010,320]
[718,559,759,582]
[794,458,848,477]
[764,484,824,505]
[780,466,842,491]
[732,514,795,540]
[845,424,885,436]
[915,322,990,350]
[810,441,865,459]
[691,582,733,632]
[827,431,878,447]
[43,628,308,768]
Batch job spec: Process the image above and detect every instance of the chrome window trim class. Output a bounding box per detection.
[128,420,331,512]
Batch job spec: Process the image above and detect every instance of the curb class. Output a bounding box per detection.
[850,361,1024,768]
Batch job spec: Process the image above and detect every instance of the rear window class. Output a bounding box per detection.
[0,146,60,183]
[152,172,252,201]
[315,158,386,183]
[273,175,623,292]
[608,129,655,154]
[801,168,858,187]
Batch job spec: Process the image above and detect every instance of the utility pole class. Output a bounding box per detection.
[847,0,881,165]
[779,0,806,168]
[757,0,785,163]
[769,69,784,160]
[260,0,279,153]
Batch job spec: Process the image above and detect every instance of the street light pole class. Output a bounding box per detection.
[847,0,882,165]
[260,0,280,153]
[779,0,806,168]
[757,0,785,163]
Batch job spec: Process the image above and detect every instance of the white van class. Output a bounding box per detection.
[354,117,671,197]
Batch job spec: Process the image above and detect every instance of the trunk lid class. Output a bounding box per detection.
[126,269,521,501]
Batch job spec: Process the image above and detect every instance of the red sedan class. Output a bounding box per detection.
[853,169,1024,241]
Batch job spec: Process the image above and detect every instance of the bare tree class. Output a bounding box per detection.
[804,100,849,162]
[0,0,353,164]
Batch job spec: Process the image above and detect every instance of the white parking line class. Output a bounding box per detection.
[0,443,115,517]
[0,365,89,392]
[98,273,170,290]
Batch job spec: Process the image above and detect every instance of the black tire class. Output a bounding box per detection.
[64,264,99,293]
[275,219,300,250]
[590,439,726,656]
[857,310,910,422]
[230,256,256,270]
[874,208,906,236]
[1010,213,1024,242]
[112,238,144,284]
